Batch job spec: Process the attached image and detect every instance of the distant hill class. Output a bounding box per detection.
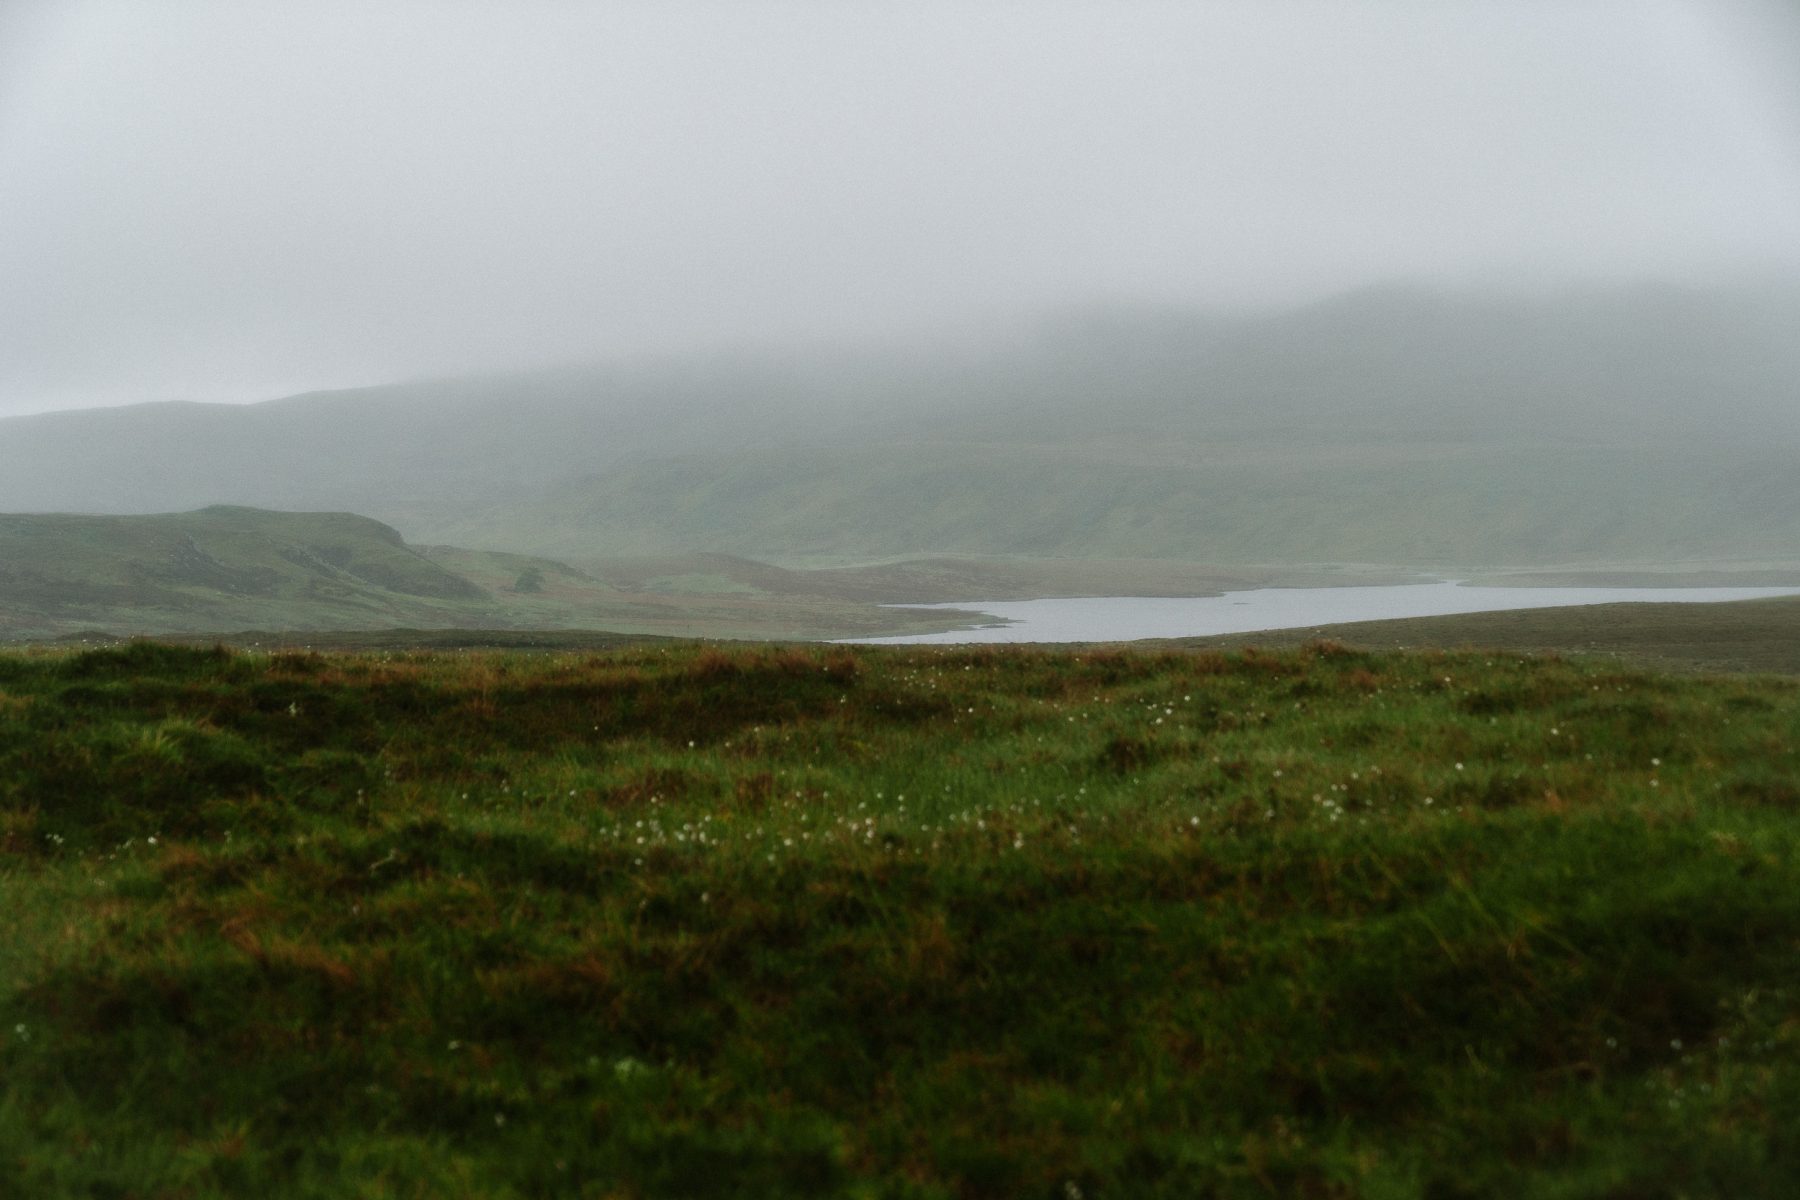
[0,507,496,638]
[0,508,992,641]
[464,437,1800,565]
[3,282,1797,566]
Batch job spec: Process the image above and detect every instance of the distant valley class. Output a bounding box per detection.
[2,506,1398,642]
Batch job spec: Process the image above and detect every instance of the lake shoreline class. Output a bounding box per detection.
[848,580,1800,645]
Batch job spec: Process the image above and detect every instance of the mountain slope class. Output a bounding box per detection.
[3,282,1796,566]
[443,436,1800,566]
[0,507,495,637]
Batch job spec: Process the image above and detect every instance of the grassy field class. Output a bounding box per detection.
[3,639,1800,1197]
[1173,595,1800,677]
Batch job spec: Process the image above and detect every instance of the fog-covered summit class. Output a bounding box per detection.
[1,282,1796,566]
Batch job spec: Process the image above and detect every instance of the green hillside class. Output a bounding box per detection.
[2,283,1797,567]
[0,508,991,642]
[467,436,1800,564]
[0,507,495,637]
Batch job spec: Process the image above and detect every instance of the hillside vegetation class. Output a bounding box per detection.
[3,283,1797,565]
[0,507,489,638]
[476,437,1800,563]
[0,508,976,642]
[3,641,1800,1197]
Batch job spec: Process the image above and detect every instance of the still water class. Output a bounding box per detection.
[849,581,1800,645]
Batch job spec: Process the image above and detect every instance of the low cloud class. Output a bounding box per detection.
[2,0,1796,414]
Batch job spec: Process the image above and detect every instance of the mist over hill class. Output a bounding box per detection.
[3,282,1797,567]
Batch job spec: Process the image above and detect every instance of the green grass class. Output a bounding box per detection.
[1176,594,1800,677]
[3,640,1800,1197]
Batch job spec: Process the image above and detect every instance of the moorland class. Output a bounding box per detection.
[3,638,1800,1197]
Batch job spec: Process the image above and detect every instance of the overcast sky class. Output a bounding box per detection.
[3,0,1798,415]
